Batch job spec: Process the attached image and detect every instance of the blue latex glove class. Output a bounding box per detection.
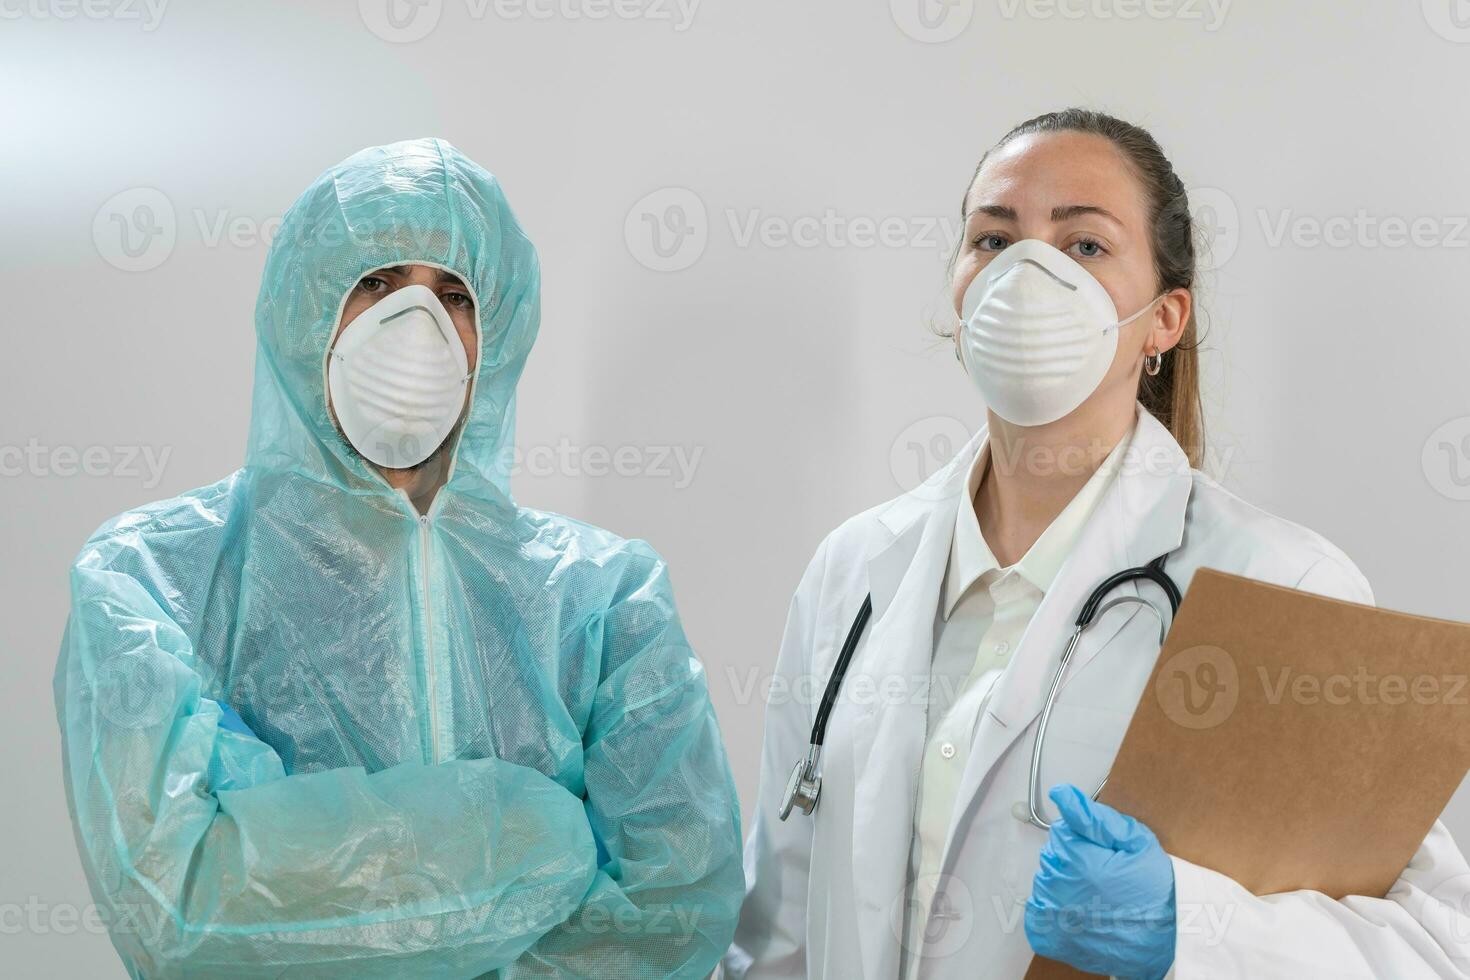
[1025,784,1176,980]
[211,699,256,737]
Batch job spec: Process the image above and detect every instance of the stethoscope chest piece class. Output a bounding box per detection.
[780,748,822,820]
[779,594,873,822]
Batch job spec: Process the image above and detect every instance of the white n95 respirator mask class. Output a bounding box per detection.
[958,239,1158,427]
[327,283,474,470]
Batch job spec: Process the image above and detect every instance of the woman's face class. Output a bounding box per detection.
[950,130,1188,391]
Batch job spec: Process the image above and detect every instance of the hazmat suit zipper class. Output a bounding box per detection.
[418,512,442,765]
[393,444,464,765]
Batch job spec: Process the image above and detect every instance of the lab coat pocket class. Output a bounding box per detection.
[1033,702,1135,800]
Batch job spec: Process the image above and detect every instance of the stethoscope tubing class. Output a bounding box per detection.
[780,553,1182,823]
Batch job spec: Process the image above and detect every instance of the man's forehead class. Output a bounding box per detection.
[369,264,468,287]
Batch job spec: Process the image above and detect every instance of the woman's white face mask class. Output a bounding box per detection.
[958,239,1160,427]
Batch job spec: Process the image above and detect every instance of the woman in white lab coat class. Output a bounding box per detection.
[724,109,1470,980]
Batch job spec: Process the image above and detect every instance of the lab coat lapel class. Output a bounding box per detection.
[940,407,1194,863]
[849,424,986,980]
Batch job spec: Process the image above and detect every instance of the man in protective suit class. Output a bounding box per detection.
[55,138,743,979]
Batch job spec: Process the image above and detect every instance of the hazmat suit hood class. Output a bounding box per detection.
[249,137,535,502]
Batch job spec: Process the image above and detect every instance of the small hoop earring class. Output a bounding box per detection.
[1144,349,1164,376]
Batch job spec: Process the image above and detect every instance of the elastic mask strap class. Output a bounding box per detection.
[1106,293,1165,333]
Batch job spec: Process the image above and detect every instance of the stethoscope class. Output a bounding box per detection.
[778,554,1182,830]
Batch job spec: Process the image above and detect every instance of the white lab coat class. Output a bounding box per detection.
[725,405,1470,980]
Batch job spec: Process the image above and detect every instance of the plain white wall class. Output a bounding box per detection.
[4,1,1469,973]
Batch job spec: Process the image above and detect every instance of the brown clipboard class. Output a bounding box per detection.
[1026,568,1470,979]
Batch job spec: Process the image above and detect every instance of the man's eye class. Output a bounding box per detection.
[442,292,472,309]
[358,276,385,292]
